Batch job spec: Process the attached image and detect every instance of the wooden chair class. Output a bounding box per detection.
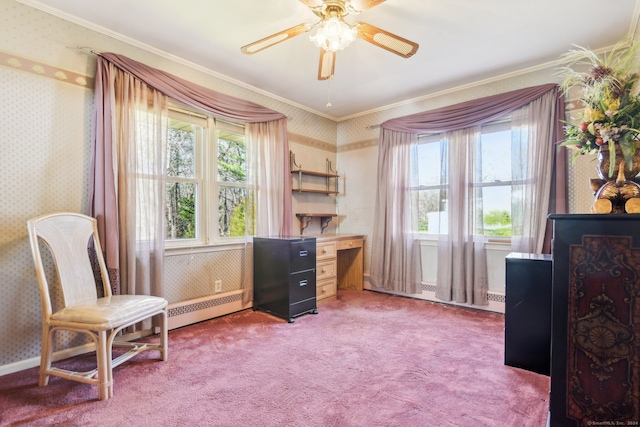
[27,212,168,400]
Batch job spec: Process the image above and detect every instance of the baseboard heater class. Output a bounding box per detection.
[363,275,505,313]
[167,290,249,330]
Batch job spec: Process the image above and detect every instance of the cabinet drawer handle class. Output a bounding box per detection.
[299,280,308,287]
[322,268,326,273]
[299,250,308,257]
[322,249,327,254]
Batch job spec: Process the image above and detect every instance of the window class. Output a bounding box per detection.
[164,108,250,246]
[410,134,448,234]
[411,119,527,237]
[216,126,251,238]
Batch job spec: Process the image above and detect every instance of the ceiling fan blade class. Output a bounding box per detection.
[349,0,387,12]
[318,49,336,80]
[355,22,419,58]
[241,24,310,55]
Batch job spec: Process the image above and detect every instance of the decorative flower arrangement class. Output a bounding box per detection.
[558,38,640,177]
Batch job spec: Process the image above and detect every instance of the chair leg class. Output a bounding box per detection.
[95,330,112,400]
[39,325,54,387]
[160,310,168,362]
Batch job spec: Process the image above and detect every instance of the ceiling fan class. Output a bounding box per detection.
[240,0,419,80]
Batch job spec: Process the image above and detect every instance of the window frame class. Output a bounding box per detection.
[164,106,249,250]
[411,118,526,241]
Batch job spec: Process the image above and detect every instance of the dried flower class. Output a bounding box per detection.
[557,38,640,177]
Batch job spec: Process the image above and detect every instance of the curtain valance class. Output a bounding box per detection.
[372,82,567,302]
[99,52,286,123]
[91,53,292,302]
[380,83,559,133]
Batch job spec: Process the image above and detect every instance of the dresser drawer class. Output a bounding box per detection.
[336,238,362,251]
[317,278,337,300]
[317,259,336,281]
[316,241,337,260]
[290,240,316,272]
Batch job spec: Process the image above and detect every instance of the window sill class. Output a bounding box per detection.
[165,240,247,256]
[415,235,512,249]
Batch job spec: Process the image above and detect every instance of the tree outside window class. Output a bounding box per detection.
[164,110,251,245]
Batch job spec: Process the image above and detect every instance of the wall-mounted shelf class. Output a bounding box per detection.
[290,151,339,195]
[296,213,337,235]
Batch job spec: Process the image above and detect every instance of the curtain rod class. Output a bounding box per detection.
[67,46,98,56]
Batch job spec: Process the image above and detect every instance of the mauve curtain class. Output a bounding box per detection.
[243,121,293,302]
[89,58,168,310]
[90,57,119,292]
[382,84,561,133]
[99,53,286,123]
[369,130,421,293]
[246,121,293,237]
[435,127,488,305]
[374,83,566,302]
[510,90,562,253]
[91,53,292,298]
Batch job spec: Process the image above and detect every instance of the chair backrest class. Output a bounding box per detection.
[27,213,109,316]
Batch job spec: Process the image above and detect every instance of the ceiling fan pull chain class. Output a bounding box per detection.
[326,77,333,108]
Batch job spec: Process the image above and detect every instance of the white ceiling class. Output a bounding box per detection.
[18,0,640,120]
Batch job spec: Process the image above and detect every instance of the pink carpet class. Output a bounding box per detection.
[0,290,549,426]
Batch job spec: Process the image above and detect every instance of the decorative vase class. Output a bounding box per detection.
[591,144,640,213]
[596,144,640,180]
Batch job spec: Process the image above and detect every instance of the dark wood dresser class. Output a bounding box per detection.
[253,237,318,323]
[549,214,640,426]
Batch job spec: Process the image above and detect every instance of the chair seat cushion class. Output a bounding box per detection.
[50,295,167,330]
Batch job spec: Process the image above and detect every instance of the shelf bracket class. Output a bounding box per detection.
[298,215,314,235]
[320,216,333,234]
[296,213,338,235]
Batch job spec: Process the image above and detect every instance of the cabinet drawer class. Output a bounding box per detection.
[317,278,337,300]
[290,296,316,318]
[336,238,362,251]
[317,259,336,281]
[289,269,316,303]
[316,241,337,260]
[290,240,316,272]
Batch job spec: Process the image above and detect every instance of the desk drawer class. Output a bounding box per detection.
[336,238,362,251]
[317,277,337,300]
[317,241,337,260]
[317,259,336,281]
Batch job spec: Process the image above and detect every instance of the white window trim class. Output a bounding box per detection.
[412,118,522,239]
[164,107,249,250]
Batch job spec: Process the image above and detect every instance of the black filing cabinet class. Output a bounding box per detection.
[504,252,552,376]
[253,237,317,323]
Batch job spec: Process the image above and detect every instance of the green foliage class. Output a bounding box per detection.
[483,209,512,237]
[165,126,197,239]
[165,126,251,240]
[228,200,246,237]
[165,182,196,239]
[177,194,195,238]
[217,137,246,183]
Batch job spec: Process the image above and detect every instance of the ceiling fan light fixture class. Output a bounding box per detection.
[309,17,357,52]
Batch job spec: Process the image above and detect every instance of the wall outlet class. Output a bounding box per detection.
[214,280,222,293]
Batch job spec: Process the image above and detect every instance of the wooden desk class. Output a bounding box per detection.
[313,234,364,304]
